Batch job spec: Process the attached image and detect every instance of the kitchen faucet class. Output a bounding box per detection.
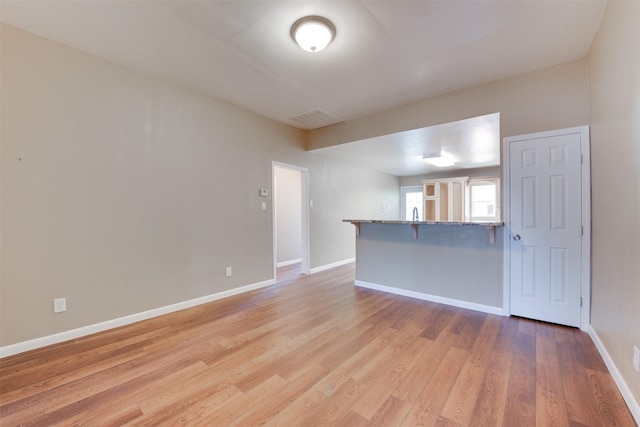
[412,206,419,221]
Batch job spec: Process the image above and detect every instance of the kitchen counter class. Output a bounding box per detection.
[343,219,506,313]
[343,219,503,244]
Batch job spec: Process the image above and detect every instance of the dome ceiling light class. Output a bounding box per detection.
[290,16,336,53]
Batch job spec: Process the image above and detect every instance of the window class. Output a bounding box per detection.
[401,186,423,221]
[468,178,500,222]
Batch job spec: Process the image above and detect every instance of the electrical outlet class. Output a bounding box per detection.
[53,298,66,313]
[633,346,640,372]
[225,267,232,277]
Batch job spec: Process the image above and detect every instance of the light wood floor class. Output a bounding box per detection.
[1,263,636,426]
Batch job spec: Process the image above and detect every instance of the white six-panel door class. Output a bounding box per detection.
[505,127,590,328]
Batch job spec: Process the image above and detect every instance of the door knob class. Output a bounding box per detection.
[512,234,521,241]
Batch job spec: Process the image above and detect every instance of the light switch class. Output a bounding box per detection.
[261,201,267,210]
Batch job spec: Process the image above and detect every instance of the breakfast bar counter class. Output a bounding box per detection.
[343,219,503,244]
[343,219,505,314]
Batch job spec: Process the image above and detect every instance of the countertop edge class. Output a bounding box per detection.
[342,219,504,227]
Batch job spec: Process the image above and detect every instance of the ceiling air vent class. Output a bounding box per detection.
[289,109,343,130]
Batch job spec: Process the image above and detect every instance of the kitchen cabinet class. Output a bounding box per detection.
[423,177,467,222]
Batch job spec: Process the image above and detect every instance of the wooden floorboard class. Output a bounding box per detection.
[0,263,636,426]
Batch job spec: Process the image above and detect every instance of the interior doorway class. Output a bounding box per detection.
[273,162,310,281]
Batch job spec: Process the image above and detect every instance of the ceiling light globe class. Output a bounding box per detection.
[291,16,335,53]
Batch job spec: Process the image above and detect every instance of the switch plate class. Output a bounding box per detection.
[261,201,267,210]
[633,346,640,372]
[225,267,232,277]
[53,298,67,313]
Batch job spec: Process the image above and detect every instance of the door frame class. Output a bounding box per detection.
[272,161,310,278]
[502,126,591,330]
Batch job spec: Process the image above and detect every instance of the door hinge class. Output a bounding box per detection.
[580,297,583,307]
[581,225,584,236]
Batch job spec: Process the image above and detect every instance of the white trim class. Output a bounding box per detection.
[588,326,640,424]
[0,278,276,358]
[502,126,591,330]
[310,258,355,274]
[272,162,311,279]
[276,258,302,268]
[502,133,512,317]
[579,126,592,329]
[355,280,505,316]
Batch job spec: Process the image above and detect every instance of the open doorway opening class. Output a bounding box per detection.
[273,162,310,282]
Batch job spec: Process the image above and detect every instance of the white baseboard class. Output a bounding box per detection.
[588,326,640,424]
[0,278,276,359]
[276,258,302,268]
[310,257,355,274]
[354,280,505,316]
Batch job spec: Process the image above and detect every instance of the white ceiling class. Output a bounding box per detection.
[311,113,501,177]
[1,1,606,176]
[1,0,606,131]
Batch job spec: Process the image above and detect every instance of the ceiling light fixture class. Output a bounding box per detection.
[290,16,336,53]
[423,153,455,168]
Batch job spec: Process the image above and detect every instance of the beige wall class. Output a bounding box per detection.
[0,24,399,346]
[308,59,590,150]
[588,0,640,406]
[308,155,401,268]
